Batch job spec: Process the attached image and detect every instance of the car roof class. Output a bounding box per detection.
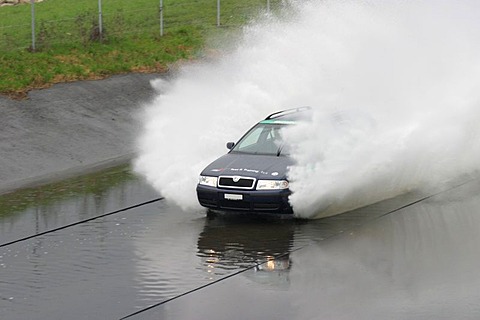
[260,107,312,124]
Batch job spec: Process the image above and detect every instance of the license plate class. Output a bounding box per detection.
[224,193,243,201]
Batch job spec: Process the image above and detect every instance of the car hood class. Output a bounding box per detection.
[201,153,294,180]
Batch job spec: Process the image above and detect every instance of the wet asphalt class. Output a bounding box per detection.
[1,166,480,319]
[0,73,162,194]
[1,75,480,319]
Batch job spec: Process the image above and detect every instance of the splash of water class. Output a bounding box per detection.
[134,0,480,218]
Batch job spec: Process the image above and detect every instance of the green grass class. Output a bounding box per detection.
[0,0,283,98]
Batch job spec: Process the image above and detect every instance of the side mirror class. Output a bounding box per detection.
[226,142,235,150]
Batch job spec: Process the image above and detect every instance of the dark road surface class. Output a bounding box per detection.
[0,73,162,195]
[1,166,480,319]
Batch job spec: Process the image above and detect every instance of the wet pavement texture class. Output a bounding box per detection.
[0,73,162,194]
[1,166,480,319]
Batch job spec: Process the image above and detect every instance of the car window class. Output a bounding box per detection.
[237,126,264,150]
[232,124,285,155]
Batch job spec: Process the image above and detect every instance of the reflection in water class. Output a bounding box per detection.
[197,217,295,269]
[255,255,291,272]
[3,162,479,319]
[0,165,162,319]
[135,180,480,320]
[192,190,430,290]
[197,216,296,288]
[0,165,156,245]
[0,196,163,318]
[131,213,297,307]
[0,165,134,216]
[247,255,292,290]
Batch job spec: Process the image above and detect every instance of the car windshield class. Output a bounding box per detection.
[231,122,290,156]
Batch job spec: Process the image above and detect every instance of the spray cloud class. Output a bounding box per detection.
[134,0,480,218]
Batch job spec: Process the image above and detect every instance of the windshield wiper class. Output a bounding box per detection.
[277,146,283,157]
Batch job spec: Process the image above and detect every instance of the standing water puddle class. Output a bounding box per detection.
[1,165,480,319]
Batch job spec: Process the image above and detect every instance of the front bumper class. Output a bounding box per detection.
[196,185,293,214]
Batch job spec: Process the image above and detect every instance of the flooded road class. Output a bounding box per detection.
[1,166,480,319]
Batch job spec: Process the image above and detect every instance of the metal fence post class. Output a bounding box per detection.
[217,0,220,27]
[98,0,103,40]
[30,0,36,51]
[160,0,164,36]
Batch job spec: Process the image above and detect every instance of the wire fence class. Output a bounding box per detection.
[0,0,287,52]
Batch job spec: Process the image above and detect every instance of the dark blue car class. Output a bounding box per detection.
[196,107,311,215]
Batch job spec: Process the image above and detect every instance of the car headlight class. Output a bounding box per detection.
[256,180,289,190]
[199,176,218,187]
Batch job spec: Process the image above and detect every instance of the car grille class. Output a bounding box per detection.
[218,176,256,189]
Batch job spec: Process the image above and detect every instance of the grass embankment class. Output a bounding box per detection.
[0,0,277,98]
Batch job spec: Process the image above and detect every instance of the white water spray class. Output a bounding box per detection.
[134,0,480,218]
